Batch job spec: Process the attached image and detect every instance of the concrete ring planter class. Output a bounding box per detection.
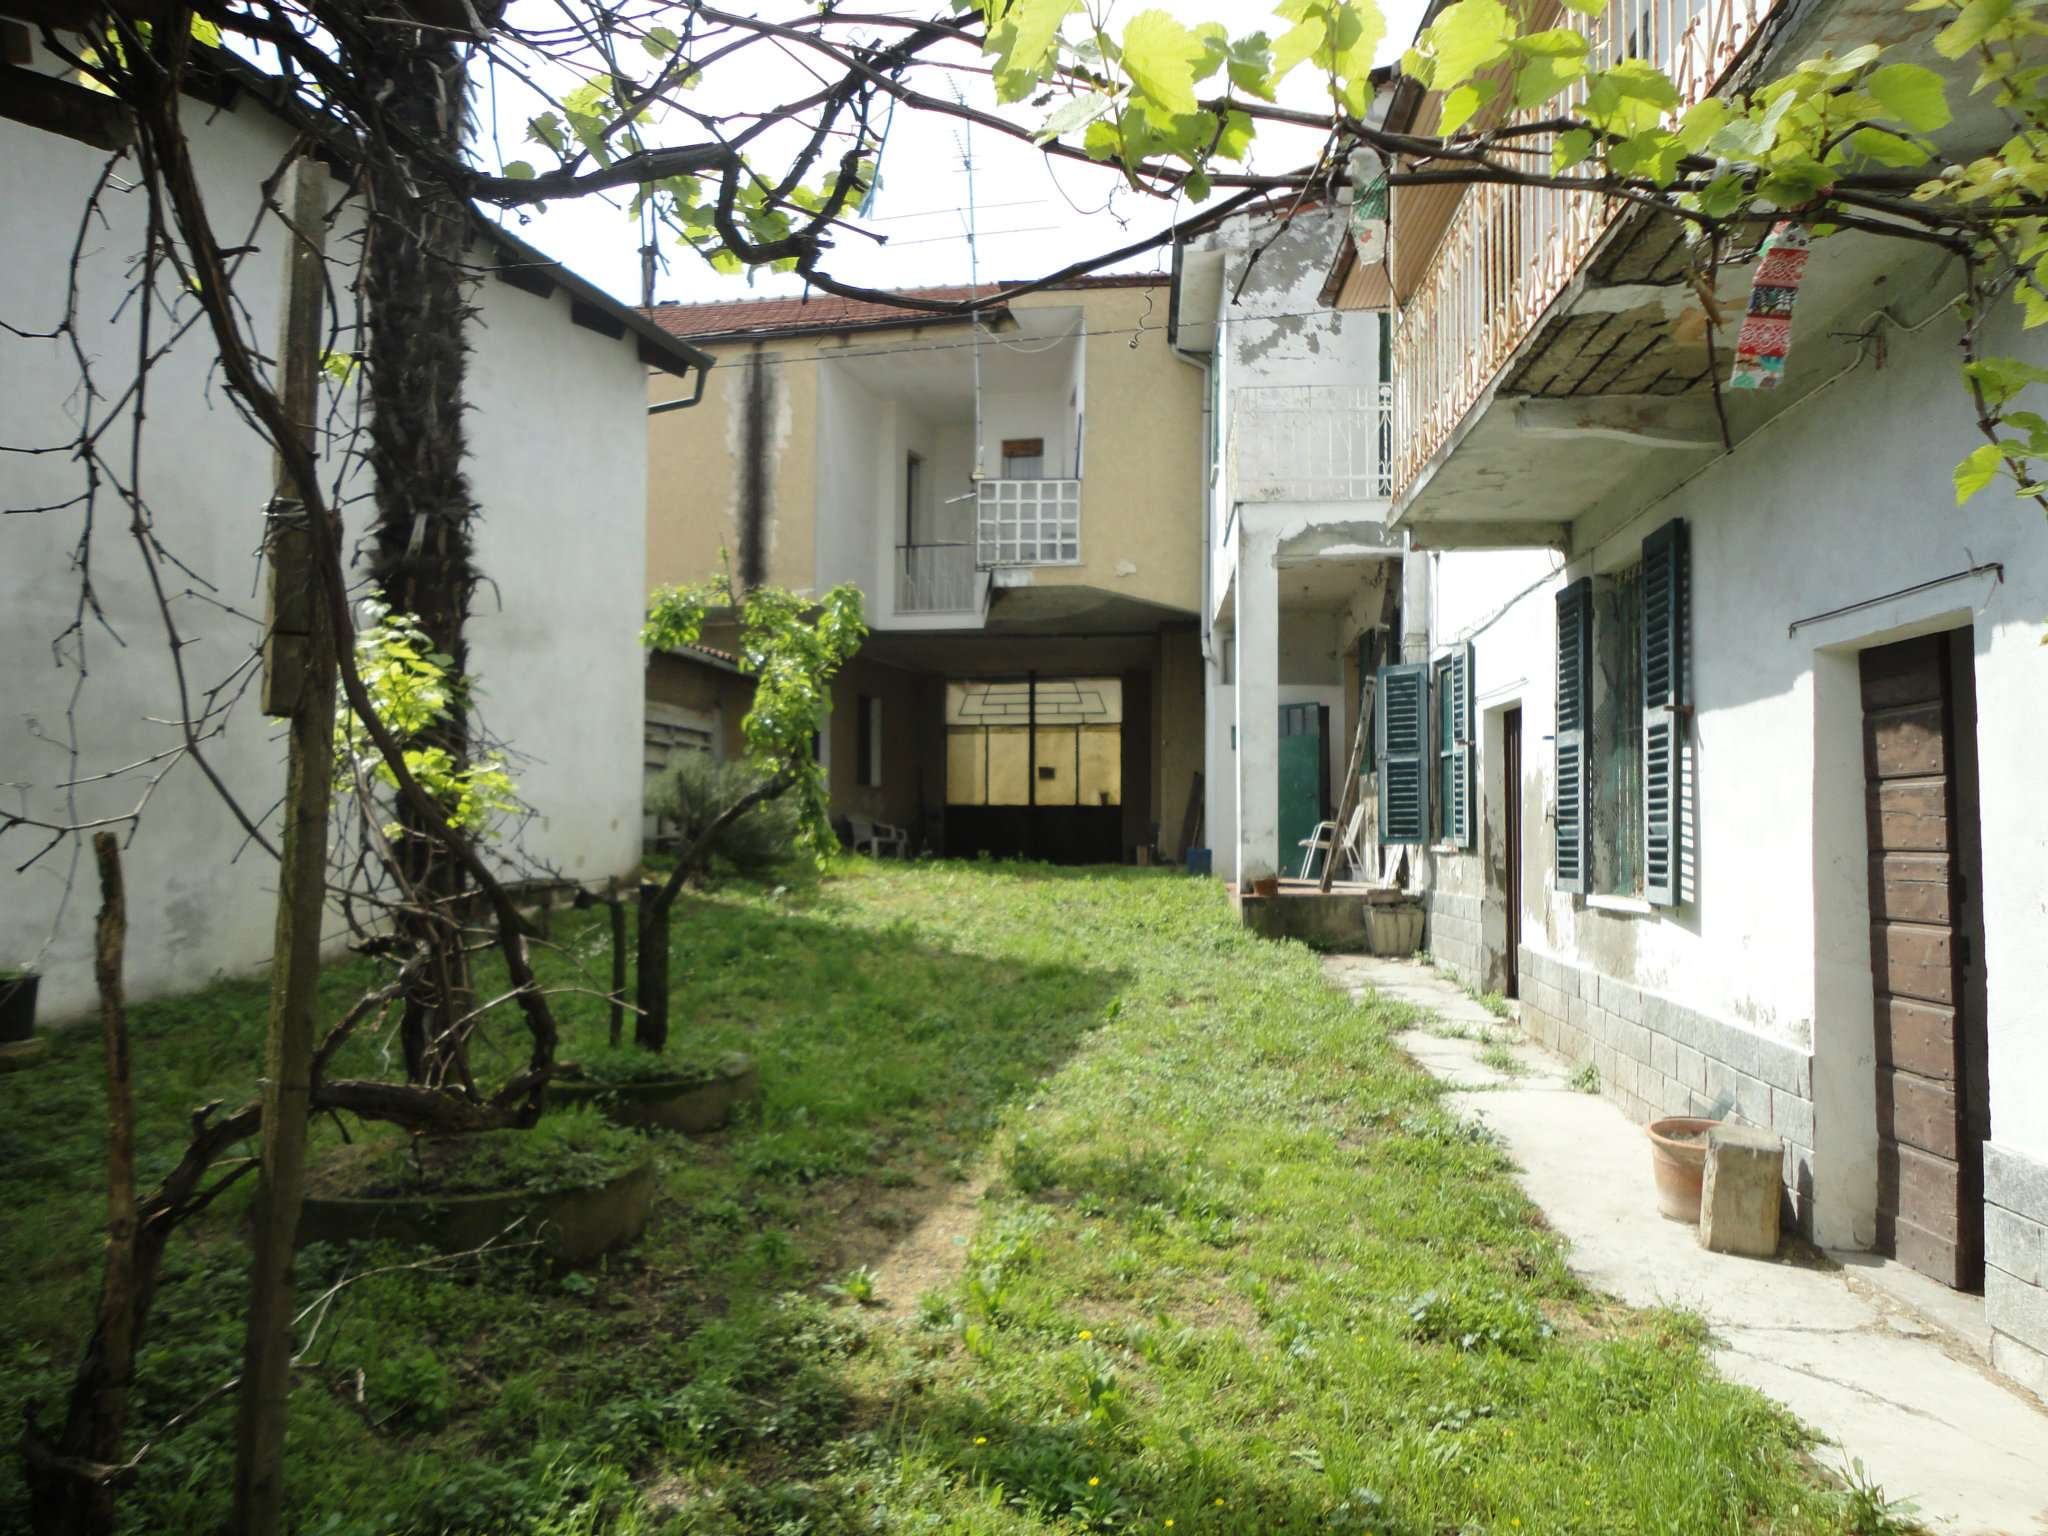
[1646,1116,1720,1223]
[298,1149,655,1266]
[549,1052,761,1135]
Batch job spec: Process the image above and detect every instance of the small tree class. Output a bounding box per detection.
[631,576,866,1052]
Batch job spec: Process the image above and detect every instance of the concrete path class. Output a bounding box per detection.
[1324,953,2048,1536]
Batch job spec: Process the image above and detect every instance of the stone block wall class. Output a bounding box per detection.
[1985,1143,2048,1398]
[1516,946,1818,1236]
[1424,889,1484,990]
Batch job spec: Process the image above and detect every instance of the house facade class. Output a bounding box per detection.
[0,40,707,1019]
[640,279,1206,863]
[1305,0,2048,1394]
[1171,205,1405,890]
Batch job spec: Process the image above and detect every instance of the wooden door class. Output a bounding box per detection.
[1503,708,1522,999]
[1861,631,1983,1289]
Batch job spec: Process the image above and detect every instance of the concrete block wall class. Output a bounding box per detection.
[1425,890,1484,990]
[1985,1143,2048,1398]
[1517,946,1818,1236]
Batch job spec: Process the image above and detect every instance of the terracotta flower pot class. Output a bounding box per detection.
[1250,875,1281,899]
[1646,1116,1720,1222]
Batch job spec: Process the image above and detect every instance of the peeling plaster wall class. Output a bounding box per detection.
[1,96,649,1023]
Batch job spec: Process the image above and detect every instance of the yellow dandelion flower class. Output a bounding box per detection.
[1511,1521,1520,1528]
[1080,1329,1094,1340]
[1214,1498,1225,1506]
[1089,1477,1100,1487]
[974,1436,987,1445]
[1165,1521,1175,1528]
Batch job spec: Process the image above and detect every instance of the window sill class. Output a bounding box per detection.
[1429,842,1465,855]
[1585,893,1656,916]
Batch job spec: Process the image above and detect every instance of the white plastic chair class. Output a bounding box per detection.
[848,815,908,858]
[1297,802,1368,881]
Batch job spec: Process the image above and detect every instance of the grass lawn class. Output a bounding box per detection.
[0,861,1855,1534]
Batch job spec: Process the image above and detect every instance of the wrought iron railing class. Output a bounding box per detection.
[896,542,978,613]
[1228,384,1393,503]
[1392,0,1782,497]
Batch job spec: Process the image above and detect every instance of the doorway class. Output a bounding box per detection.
[1278,703,1331,878]
[1859,628,1989,1290]
[944,676,1125,862]
[1503,708,1523,999]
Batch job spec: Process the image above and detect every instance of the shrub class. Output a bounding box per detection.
[646,753,801,875]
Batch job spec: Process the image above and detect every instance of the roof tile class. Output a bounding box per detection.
[641,273,1164,341]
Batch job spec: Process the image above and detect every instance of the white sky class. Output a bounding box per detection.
[481,1,1429,305]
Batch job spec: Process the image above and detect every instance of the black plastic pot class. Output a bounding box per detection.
[0,972,38,1045]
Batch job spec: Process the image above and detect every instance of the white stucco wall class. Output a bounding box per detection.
[1197,207,1396,883]
[1425,286,2048,1304]
[0,88,649,1023]
[1522,306,2043,1137]
[815,360,883,593]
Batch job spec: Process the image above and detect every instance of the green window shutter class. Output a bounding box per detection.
[1451,641,1474,849]
[1641,518,1688,906]
[1376,662,1429,844]
[1554,580,1592,895]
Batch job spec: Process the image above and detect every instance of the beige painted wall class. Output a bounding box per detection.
[648,341,819,594]
[1025,285,1205,614]
[645,284,1203,617]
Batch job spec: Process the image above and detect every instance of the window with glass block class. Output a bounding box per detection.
[977,479,1080,566]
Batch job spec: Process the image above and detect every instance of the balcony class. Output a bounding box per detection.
[1391,0,1788,511]
[976,478,1081,568]
[1230,383,1393,503]
[896,542,980,614]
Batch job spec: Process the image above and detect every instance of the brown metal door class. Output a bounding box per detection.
[1861,632,1982,1289]
[1503,708,1522,999]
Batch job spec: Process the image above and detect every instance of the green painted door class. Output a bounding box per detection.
[1278,704,1330,880]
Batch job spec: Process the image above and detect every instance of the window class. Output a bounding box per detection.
[945,678,1120,806]
[904,453,924,544]
[1554,580,1592,893]
[1591,565,1643,895]
[977,478,1080,566]
[1001,437,1045,479]
[1552,518,1688,905]
[1374,662,1429,844]
[856,695,881,787]
[1432,643,1472,848]
[1640,520,1688,905]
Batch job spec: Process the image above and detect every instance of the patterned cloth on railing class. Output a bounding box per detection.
[1729,222,1810,390]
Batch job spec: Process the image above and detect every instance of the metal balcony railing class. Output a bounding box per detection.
[1228,384,1394,502]
[1392,0,1784,498]
[896,542,978,613]
[976,478,1080,567]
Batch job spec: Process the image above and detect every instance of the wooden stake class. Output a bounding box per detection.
[1320,671,1376,893]
[607,879,626,1048]
[234,157,335,1536]
[87,832,135,1536]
